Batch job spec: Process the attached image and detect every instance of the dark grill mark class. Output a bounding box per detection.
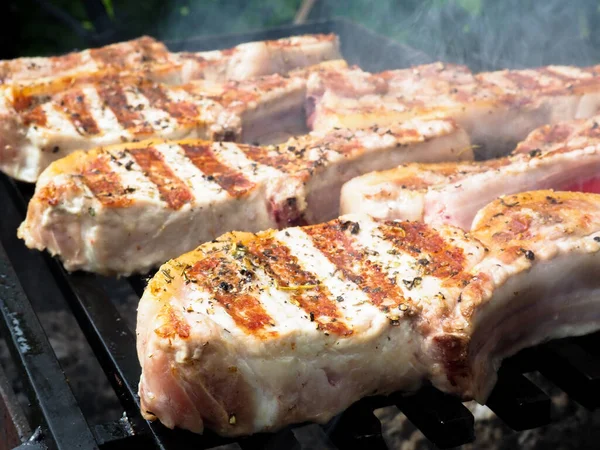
[239,145,297,173]
[81,156,133,208]
[137,83,199,123]
[21,106,47,127]
[379,221,467,286]
[129,146,193,210]
[246,238,351,336]
[305,222,407,312]
[12,93,35,113]
[181,144,255,197]
[56,90,100,135]
[189,257,273,335]
[97,83,154,134]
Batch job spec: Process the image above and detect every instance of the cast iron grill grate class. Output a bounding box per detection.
[0,18,598,450]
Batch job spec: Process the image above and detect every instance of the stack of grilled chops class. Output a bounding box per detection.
[3,34,600,437]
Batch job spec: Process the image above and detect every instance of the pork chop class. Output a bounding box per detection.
[340,116,600,229]
[307,63,600,158]
[17,118,470,275]
[1,60,346,182]
[2,34,341,91]
[136,190,600,436]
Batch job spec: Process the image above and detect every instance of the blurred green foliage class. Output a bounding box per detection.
[5,0,600,70]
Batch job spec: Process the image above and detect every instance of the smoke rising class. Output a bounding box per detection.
[327,0,600,71]
[151,0,600,72]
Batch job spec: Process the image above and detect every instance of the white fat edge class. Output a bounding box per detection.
[80,85,127,144]
[34,170,100,269]
[212,141,285,184]
[554,232,600,255]
[461,144,600,189]
[152,142,229,206]
[352,130,399,152]
[225,43,268,80]
[407,118,457,139]
[123,87,178,135]
[25,101,80,150]
[76,50,100,72]
[345,179,426,221]
[521,145,596,171]
[275,227,384,342]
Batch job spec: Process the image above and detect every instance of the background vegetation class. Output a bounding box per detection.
[4,0,600,70]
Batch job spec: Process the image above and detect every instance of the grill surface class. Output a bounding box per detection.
[0,18,599,450]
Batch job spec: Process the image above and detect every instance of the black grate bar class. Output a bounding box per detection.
[535,340,600,410]
[0,239,98,449]
[48,269,150,429]
[323,400,387,450]
[577,330,600,357]
[485,366,551,431]
[210,445,244,450]
[291,424,338,450]
[394,386,475,449]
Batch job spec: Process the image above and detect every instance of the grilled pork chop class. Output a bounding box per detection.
[341,116,600,229]
[2,34,341,90]
[1,61,346,182]
[307,62,600,158]
[0,36,175,86]
[18,118,470,275]
[136,190,600,436]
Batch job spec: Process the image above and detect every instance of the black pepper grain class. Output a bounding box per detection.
[219,281,233,292]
